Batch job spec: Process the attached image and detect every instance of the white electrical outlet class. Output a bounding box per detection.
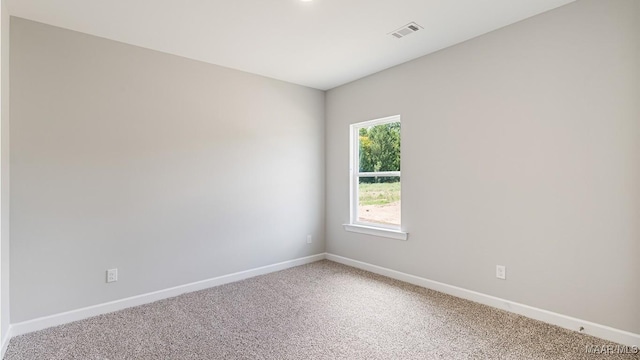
[306,235,312,244]
[496,265,506,280]
[106,268,118,283]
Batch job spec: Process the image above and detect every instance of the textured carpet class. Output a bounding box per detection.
[5,260,638,360]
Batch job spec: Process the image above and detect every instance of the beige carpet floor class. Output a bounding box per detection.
[5,260,638,359]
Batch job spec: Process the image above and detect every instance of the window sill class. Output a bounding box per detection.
[343,224,408,241]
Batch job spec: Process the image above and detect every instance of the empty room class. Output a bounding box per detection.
[0,0,638,359]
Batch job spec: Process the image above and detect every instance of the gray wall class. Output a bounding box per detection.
[10,18,325,322]
[326,0,639,334]
[1,0,10,342]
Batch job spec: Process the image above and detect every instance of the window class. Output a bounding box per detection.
[344,115,407,240]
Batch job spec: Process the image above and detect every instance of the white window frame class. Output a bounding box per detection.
[343,115,408,241]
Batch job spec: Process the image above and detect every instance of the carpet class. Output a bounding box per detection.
[5,260,638,359]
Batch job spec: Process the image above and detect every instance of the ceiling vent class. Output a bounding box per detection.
[389,22,423,39]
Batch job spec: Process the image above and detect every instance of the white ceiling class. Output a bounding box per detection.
[7,0,574,90]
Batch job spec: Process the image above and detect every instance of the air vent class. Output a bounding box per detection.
[389,22,423,39]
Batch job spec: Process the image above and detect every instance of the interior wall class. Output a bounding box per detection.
[326,0,639,334]
[1,0,10,343]
[10,18,325,323]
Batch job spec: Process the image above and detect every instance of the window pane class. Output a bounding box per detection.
[358,122,401,173]
[358,176,400,226]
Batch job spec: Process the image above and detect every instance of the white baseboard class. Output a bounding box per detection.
[10,253,326,338]
[6,252,639,351]
[1,325,12,358]
[326,253,640,347]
